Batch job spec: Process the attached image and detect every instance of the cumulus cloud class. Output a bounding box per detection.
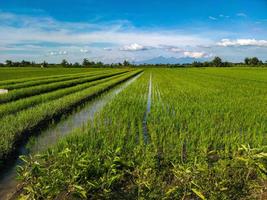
[120,43,150,51]
[164,46,211,58]
[183,51,211,58]
[217,39,267,47]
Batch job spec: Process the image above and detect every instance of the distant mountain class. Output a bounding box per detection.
[135,56,208,64]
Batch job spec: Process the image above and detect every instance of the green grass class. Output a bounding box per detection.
[16,68,267,199]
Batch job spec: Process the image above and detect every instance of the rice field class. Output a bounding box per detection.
[0,67,266,199]
[0,67,105,81]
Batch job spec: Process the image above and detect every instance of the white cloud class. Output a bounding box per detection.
[168,47,183,53]
[80,49,89,53]
[49,50,68,56]
[103,47,112,51]
[0,11,215,63]
[165,46,211,58]
[209,16,217,20]
[0,12,213,48]
[59,51,67,55]
[120,43,150,51]
[217,39,267,47]
[183,51,211,58]
[236,13,247,17]
[219,14,230,19]
[49,51,56,56]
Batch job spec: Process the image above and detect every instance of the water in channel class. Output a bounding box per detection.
[143,73,152,144]
[0,73,142,199]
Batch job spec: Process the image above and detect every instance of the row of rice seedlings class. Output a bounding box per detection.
[16,71,150,199]
[183,68,267,97]
[0,72,128,117]
[189,67,267,83]
[0,70,142,163]
[151,69,266,158]
[146,68,267,199]
[0,70,129,104]
[0,68,107,86]
[0,69,115,90]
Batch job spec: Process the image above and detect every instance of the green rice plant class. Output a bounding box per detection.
[0,70,142,163]
[0,67,106,82]
[16,71,150,199]
[0,70,113,90]
[0,70,129,104]
[0,73,127,117]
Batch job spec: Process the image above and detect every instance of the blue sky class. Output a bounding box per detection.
[0,0,267,63]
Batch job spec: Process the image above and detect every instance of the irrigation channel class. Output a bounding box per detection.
[0,72,143,200]
[143,73,152,144]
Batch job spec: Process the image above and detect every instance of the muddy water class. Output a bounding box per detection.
[143,73,152,144]
[0,73,142,199]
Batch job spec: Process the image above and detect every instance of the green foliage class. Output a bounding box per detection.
[212,56,223,67]
[244,57,263,66]
[123,60,131,66]
[61,59,69,67]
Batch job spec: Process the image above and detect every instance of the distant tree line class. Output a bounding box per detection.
[0,57,266,68]
[244,57,263,65]
[138,57,267,68]
[2,60,40,67]
[0,59,131,68]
